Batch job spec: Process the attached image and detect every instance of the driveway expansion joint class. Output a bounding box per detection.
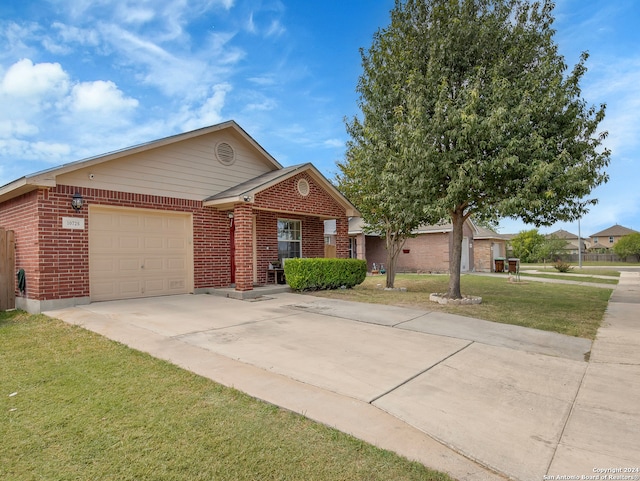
[368,340,474,404]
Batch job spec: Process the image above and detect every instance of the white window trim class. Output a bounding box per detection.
[277,218,302,260]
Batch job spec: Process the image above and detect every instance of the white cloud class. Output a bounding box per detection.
[0,58,69,99]
[181,83,232,131]
[265,20,285,37]
[0,138,71,163]
[0,120,39,137]
[44,22,101,54]
[70,80,138,113]
[0,22,41,61]
[323,138,343,148]
[115,5,156,25]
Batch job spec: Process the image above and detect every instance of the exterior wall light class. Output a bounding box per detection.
[71,193,84,212]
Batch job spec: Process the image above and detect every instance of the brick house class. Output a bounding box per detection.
[0,121,357,313]
[347,217,505,273]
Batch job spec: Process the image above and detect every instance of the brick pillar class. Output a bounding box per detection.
[336,216,349,258]
[234,203,254,291]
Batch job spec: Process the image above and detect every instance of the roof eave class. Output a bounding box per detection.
[0,176,56,203]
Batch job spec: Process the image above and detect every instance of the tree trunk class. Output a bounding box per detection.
[386,247,397,288]
[384,230,405,288]
[447,208,465,299]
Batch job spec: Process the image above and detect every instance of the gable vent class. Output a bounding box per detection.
[216,142,235,165]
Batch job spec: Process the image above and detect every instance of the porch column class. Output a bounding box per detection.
[336,216,349,258]
[234,203,254,291]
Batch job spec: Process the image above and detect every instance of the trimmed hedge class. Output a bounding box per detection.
[284,258,367,291]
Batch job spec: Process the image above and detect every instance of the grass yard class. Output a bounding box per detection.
[0,311,451,481]
[310,274,612,339]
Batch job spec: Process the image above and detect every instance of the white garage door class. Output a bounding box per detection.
[89,206,193,302]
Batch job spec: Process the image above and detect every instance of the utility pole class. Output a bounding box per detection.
[578,218,583,269]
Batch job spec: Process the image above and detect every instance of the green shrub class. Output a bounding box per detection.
[553,260,573,273]
[284,258,367,291]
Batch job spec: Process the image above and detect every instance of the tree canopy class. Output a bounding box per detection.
[509,229,567,263]
[613,233,640,262]
[340,0,610,297]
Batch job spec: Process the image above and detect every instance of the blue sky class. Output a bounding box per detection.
[1,0,638,237]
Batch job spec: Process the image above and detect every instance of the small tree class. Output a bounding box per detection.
[510,229,546,263]
[613,233,640,262]
[534,234,568,266]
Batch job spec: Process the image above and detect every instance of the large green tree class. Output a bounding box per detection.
[340,0,610,298]
[613,233,640,262]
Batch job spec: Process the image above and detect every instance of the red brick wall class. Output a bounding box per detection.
[1,176,348,301]
[364,229,478,274]
[0,191,40,298]
[474,239,505,272]
[1,185,231,301]
[233,203,253,291]
[254,172,346,219]
[254,210,324,285]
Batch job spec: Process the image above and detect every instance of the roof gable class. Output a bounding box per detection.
[589,224,639,238]
[548,229,578,239]
[0,121,282,203]
[204,163,359,217]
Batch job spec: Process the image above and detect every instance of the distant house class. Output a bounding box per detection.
[345,217,506,273]
[546,229,586,254]
[588,224,639,251]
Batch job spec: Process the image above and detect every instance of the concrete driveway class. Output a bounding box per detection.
[46,274,640,481]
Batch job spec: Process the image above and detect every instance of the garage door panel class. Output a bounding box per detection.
[144,236,164,249]
[91,236,116,250]
[166,258,186,270]
[143,258,164,271]
[118,258,141,272]
[92,258,115,273]
[119,236,141,249]
[119,280,143,297]
[91,281,115,299]
[167,237,187,249]
[169,279,186,290]
[167,217,188,230]
[90,206,193,302]
[144,279,166,294]
[119,214,142,229]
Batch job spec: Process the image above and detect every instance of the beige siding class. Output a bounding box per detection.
[58,130,276,200]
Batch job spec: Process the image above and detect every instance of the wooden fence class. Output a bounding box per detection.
[0,228,16,311]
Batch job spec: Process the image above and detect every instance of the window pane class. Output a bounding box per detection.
[277,219,302,260]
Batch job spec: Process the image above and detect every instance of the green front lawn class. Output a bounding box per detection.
[0,312,451,481]
[310,274,612,339]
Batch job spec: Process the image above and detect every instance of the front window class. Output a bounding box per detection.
[278,219,301,261]
[609,236,614,243]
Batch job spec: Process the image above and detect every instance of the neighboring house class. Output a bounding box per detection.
[0,121,358,313]
[473,225,508,272]
[588,224,639,251]
[546,229,586,254]
[323,219,337,258]
[347,217,506,273]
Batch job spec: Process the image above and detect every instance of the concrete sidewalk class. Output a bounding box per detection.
[45,274,639,481]
[548,271,640,474]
